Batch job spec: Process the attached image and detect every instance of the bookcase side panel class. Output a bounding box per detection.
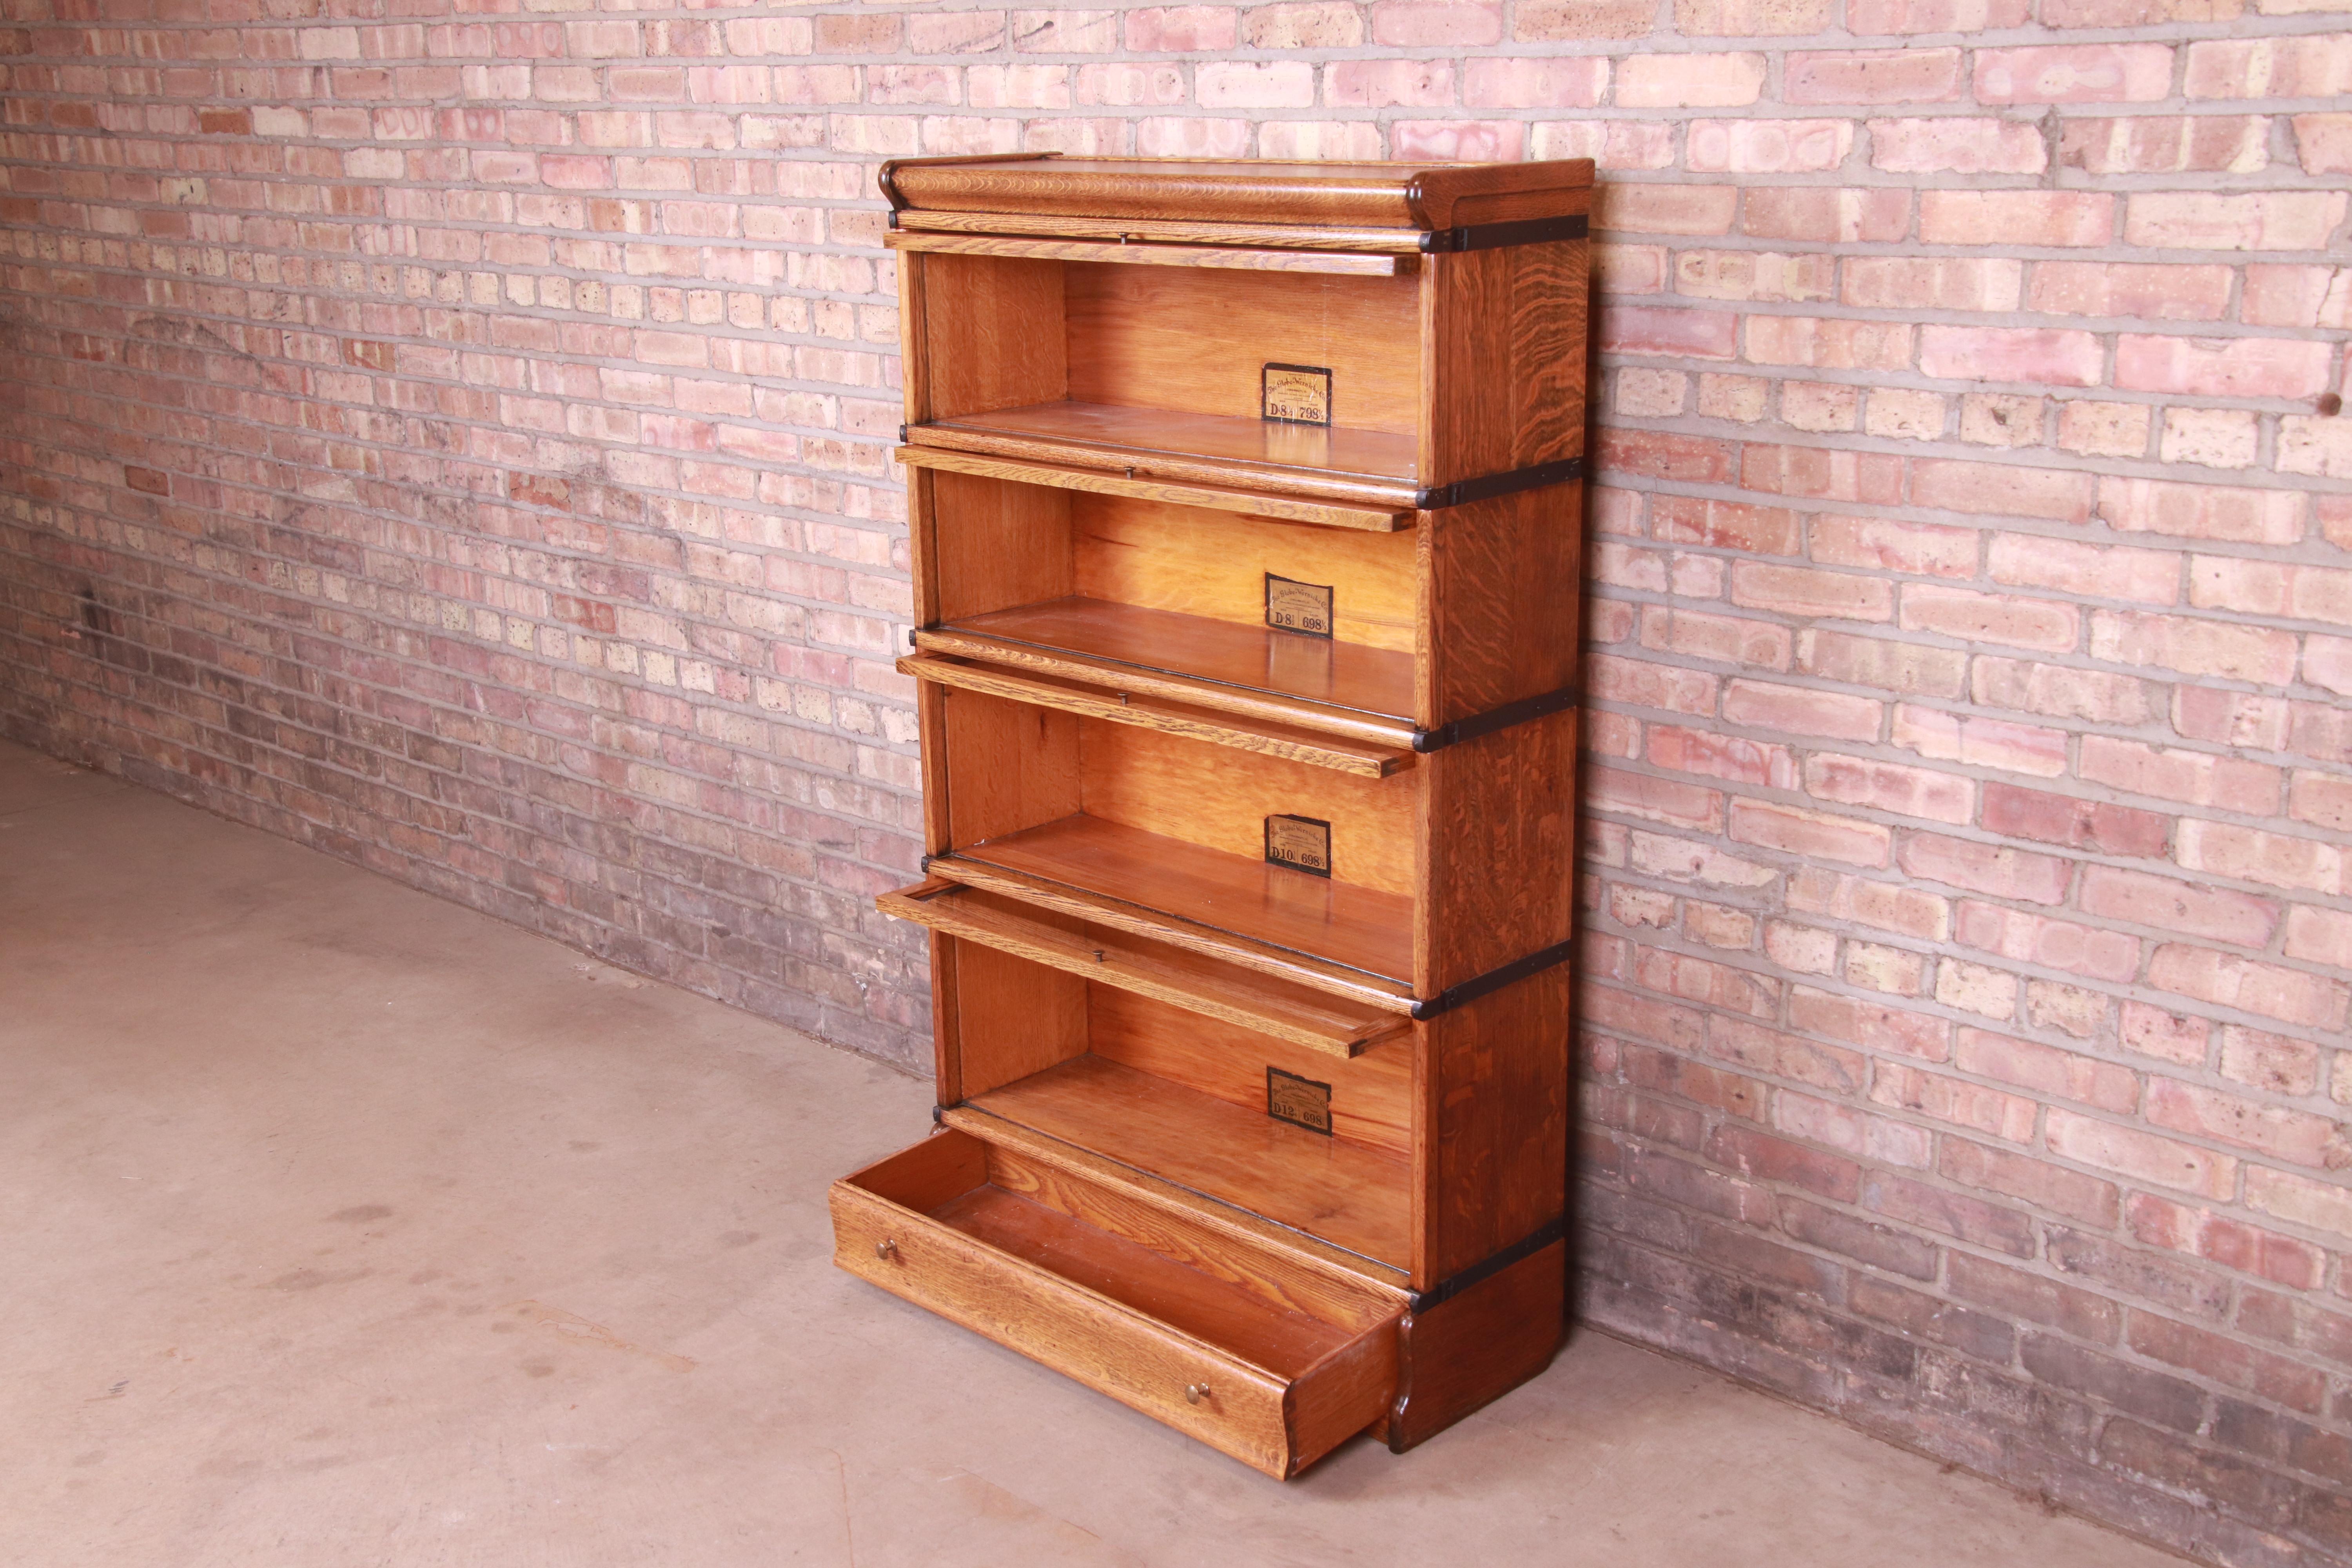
[1417,240,1591,489]
[1417,968,1572,1286]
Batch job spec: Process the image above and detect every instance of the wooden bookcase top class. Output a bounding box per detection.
[880,153,1595,234]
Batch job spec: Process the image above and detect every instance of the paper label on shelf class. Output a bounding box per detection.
[1264,574,1334,638]
[1264,813,1333,878]
[1266,1067,1334,1136]
[1261,363,1332,427]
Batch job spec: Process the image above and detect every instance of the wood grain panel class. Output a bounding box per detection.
[901,654,1412,777]
[921,252,1068,421]
[1419,240,1589,486]
[1417,711,1577,991]
[950,933,1091,1100]
[1420,970,1570,1284]
[946,1105,1412,1292]
[830,1171,1296,1475]
[922,401,1419,487]
[878,880,1408,1057]
[932,599,1416,726]
[887,231,1408,276]
[895,209,1434,253]
[1078,720,1419,898]
[954,812,1415,984]
[1421,483,1584,724]
[1073,494,1417,653]
[940,686,1081,846]
[1065,263,1421,435]
[986,1146,1400,1331]
[971,1054,1413,1269]
[1085,983,1413,1154]
[897,445,1409,532]
[929,468,1074,623]
[1388,1239,1565,1452]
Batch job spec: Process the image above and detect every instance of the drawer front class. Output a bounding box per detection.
[830,1178,1298,1475]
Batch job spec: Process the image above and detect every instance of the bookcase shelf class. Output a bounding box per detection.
[833,152,1592,1479]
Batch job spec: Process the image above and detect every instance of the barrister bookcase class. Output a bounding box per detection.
[829,154,1593,1478]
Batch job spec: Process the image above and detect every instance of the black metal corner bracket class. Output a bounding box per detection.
[1408,1218,1568,1314]
[1408,936,1575,1021]
[1419,213,1589,254]
[1414,454,1584,511]
[1411,684,1579,754]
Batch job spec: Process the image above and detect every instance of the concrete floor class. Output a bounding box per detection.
[0,737,2189,1568]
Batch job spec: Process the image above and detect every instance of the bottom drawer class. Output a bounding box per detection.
[830,1129,1402,1479]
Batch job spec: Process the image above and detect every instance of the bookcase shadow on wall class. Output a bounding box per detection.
[828,153,1594,1479]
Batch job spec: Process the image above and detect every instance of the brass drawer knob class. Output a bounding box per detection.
[875,1238,898,1259]
[1184,1383,1211,1406]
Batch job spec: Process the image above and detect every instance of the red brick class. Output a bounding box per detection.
[1845,257,2022,313]
[1849,0,2027,25]
[1956,902,2141,983]
[1740,187,1910,243]
[1985,535,2180,603]
[1686,118,1854,172]
[2080,865,2280,948]
[1122,6,1238,49]
[1722,679,1884,741]
[2129,1314,2329,1412]
[1729,798,1892,866]
[2148,946,2349,1031]
[1894,706,2068,778]
[1900,584,2077,652]
[1369,0,1503,43]
[1795,630,1968,697]
[1459,56,1605,107]
[2126,192,2350,252]
[1616,52,1768,107]
[1949,1253,2120,1342]
[1741,445,1905,505]
[2047,1109,2238,1199]
[1649,725,1798,788]
[1919,324,2107,385]
[1677,250,1839,304]
[2059,114,2269,175]
[1784,47,1963,104]
[2295,113,2352,175]
[1975,44,2175,103]
[1891,832,2079,907]
[1913,459,2097,523]
[1654,496,1803,554]
[1919,191,2113,247]
[1867,116,2045,173]
[2090,610,2300,684]
[2178,819,2347,897]
[1596,428,1739,484]
[1599,305,1741,358]
[1864,1171,2034,1255]
[2185,34,2352,100]
[1805,753,1974,823]
[1640,607,1794,669]
[2096,479,2305,545]
[1788,866,1951,939]
[1971,659,2152,726]
[1730,564,1893,621]
[2120,1002,2212,1068]
[1513,0,1657,36]
[1958,1027,2140,1113]
[1590,653,1719,715]
[2026,263,2235,323]
[1809,515,1977,578]
[1872,1062,2037,1141]
[1743,316,1912,371]
[1941,1138,2121,1226]
[2115,334,2334,399]
[1589,766,1726,830]
[1982,782,2170,858]
[2147,1078,2351,1169]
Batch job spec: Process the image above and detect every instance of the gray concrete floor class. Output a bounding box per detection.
[0,737,2187,1568]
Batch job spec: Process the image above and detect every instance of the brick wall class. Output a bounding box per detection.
[2,0,2349,1557]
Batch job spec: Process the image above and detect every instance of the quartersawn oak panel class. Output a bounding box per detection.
[921,401,1419,487]
[935,599,1416,724]
[1073,494,1417,654]
[1078,719,1418,899]
[1086,982,1412,1154]
[970,1054,1414,1270]
[1065,263,1421,435]
[956,812,1414,986]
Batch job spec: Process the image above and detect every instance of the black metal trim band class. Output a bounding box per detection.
[1408,1218,1567,1313]
[1411,684,1578,754]
[1414,454,1583,510]
[1410,936,1574,1020]
[1419,213,1589,254]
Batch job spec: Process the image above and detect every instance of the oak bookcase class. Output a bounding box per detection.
[829,154,1593,1479]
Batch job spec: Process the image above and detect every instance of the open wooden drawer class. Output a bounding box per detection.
[831,1128,1406,1478]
